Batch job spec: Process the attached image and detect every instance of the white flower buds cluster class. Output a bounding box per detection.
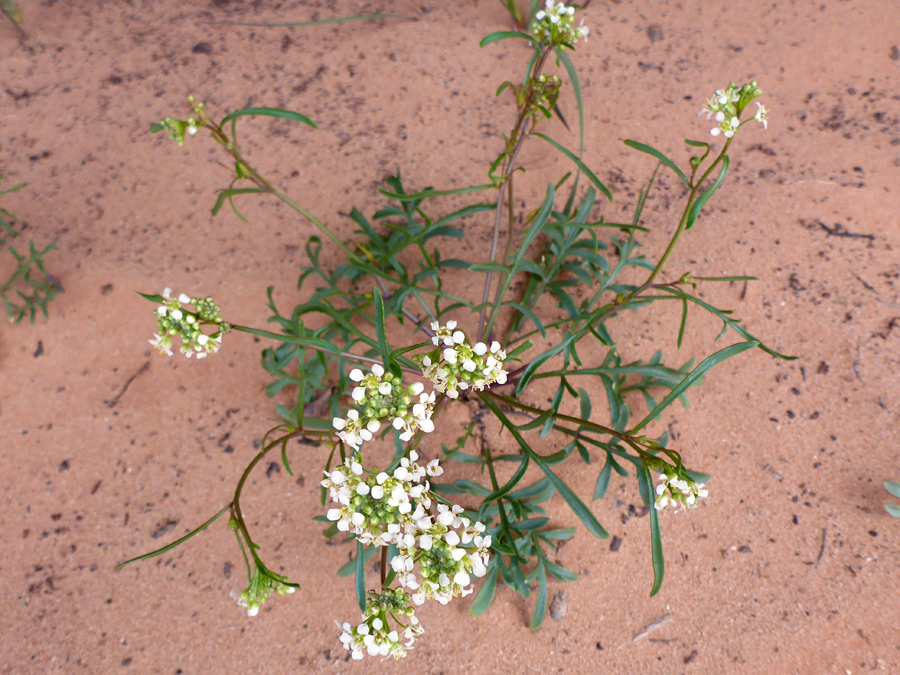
[338,588,424,660]
[235,569,296,617]
[322,450,443,547]
[654,471,709,512]
[328,454,492,660]
[699,82,766,138]
[391,504,492,606]
[149,288,228,358]
[419,321,508,399]
[532,0,589,45]
[332,365,436,450]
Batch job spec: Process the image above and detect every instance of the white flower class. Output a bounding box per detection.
[754,102,768,129]
[654,471,708,512]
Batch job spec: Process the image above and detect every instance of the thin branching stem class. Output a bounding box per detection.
[478,47,551,340]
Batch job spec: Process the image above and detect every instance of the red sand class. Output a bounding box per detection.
[2,1,899,672]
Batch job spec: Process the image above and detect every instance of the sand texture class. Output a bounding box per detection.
[1,0,899,672]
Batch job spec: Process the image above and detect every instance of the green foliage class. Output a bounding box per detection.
[0,178,60,323]
[126,7,788,643]
[886,481,900,518]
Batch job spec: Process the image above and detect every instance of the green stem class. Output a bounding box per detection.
[231,428,305,560]
[483,389,633,445]
[643,139,731,288]
[478,47,551,340]
[230,323,423,374]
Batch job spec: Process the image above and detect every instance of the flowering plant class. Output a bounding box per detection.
[117,1,788,659]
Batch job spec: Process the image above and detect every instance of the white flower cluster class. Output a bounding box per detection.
[328,453,492,659]
[654,471,709,512]
[532,1,589,44]
[338,588,424,660]
[149,288,228,358]
[322,450,443,546]
[419,321,508,399]
[235,569,296,617]
[699,82,766,138]
[332,365,436,450]
[391,503,492,606]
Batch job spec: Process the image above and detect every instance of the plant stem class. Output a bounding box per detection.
[478,47,551,341]
[230,323,423,374]
[483,389,633,445]
[231,428,305,560]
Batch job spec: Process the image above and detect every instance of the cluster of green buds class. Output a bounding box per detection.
[531,0,589,46]
[338,589,424,660]
[654,467,709,512]
[699,82,767,138]
[235,567,296,617]
[152,96,207,146]
[149,288,229,358]
[418,321,508,399]
[333,364,436,450]
[528,73,562,120]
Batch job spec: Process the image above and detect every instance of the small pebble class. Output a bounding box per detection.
[549,591,568,620]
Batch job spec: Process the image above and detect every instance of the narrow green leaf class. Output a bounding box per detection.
[470,562,499,615]
[481,455,531,505]
[593,456,613,500]
[280,438,294,477]
[577,386,591,421]
[355,541,366,611]
[469,262,511,273]
[220,107,317,128]
[373,287,390,371]
[639,463,665,596]
[558,51,584,164]
[378,183,494,202]
[115,503,231,570]
[149,123,165,133]
[624,140,689,187]
[631,340,758,433]
[337,544,376,577]
[886,503,900,518]
[544,558,578,582]
[885,481,900,499]
[529,564,548,629]
[211,187,267,217]
[693,275,758,282]
[480,30,539,47]
[677,297,688,349]
[686,155,729,230]
[536,527,576,541]
[530,450,609,539]
[505,301,546,338]
[533,133,612,201]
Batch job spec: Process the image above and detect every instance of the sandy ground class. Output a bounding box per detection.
[1,0,899,673]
